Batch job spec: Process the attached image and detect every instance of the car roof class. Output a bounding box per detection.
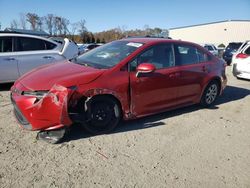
[120,37,200,47]
[0,33,58,45]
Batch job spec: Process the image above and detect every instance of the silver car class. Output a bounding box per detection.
[0,33,79,83]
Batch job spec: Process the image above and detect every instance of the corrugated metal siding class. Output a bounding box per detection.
[169,21,250,46]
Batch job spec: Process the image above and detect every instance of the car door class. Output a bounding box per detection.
[129,43,181,116]
[0,36,19,83]
[14,36,59,76]
[174,43,211,104]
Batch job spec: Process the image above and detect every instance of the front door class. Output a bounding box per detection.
[129,43,181,117]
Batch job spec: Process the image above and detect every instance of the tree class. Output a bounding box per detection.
[37,17,43,31]
[44,14,54,35]
[62,18,69,36]
[10,19,18,29]
[19,13,27,29]
[26,13,40,30]
[90,32,95,43]
[101,38,106,43]
[78,19,87,43]
[54,16,63,35]
[96,38,101,43]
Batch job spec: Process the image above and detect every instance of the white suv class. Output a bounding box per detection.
[232,40,250,80]
[0,33,78,83]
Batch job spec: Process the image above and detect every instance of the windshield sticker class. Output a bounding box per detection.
[126,42,143,48]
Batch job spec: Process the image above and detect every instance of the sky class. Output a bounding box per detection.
[0,0,249,32]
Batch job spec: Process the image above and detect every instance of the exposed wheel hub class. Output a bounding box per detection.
[91,103,113,127]
[205,84,218,104]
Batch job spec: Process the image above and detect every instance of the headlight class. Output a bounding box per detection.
[22,91,48,99]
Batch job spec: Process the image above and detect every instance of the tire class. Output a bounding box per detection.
[83,96,121,134]
[200,81,219,107]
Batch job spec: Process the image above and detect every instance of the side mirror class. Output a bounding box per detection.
[136,63,156,77]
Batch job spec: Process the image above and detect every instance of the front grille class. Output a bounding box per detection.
[11,95,32,130]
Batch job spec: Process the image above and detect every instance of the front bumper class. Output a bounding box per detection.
[11,83,74,131]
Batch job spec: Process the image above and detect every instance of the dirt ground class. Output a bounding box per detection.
[0,67,250,188]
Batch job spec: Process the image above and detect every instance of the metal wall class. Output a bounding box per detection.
[169,20,250,47]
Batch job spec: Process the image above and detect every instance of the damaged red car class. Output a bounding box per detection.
[11,37,227,143]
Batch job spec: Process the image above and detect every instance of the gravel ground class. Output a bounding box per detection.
[0,67,250,188]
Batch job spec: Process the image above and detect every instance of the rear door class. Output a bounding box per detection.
[14,36,60,76]
[174,43,212,104]
[0,36,19,83]
[129,43,181,116]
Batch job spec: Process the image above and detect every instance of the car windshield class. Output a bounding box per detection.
[75,41,143,69]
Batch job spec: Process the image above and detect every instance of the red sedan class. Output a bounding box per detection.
[11,37,227,143]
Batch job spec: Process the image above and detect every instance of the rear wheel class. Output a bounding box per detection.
[83,96,121,134]
[200,81,219,107]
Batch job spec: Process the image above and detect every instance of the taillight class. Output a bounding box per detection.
[236,53,249,59]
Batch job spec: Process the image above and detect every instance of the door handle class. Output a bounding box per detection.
[5,57,16,61]
[43,56,53,59]
[169,72,180,78]
[202,66,209,73]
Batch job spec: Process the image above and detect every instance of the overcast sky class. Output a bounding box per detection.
[0,0,249,32]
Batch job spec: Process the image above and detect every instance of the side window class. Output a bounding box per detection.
[0,37,13,52]
[130,44,174,71]
[45,41,56,50]
[197,50,210,63]
[244,46,250,55]
[175,44,200,65]
[16,37,46,51]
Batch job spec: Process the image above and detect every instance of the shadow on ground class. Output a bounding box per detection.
[0,83,13,91]
[63,85,250,143]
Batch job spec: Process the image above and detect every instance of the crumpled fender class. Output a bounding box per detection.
[83,88,132,119]
[25,85,75,130]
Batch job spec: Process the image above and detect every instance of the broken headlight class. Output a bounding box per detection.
[22,91,48,99]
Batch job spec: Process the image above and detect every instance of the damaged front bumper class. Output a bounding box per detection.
[11,83,76,131]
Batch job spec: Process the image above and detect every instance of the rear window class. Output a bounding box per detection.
[175,44,210,65]
[226,43,242,50]
[15,37,47,51]
[45,41,57,50]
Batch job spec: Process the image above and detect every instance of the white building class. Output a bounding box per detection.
[169,20,250,47]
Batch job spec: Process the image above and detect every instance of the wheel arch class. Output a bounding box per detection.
[200,76,222,101]
[88,94,123,116]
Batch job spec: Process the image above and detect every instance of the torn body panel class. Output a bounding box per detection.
[12,84,75,131]
[83,87,133,120]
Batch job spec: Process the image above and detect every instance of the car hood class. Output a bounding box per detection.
[17,61,105,91]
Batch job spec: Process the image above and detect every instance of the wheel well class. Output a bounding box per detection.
[210,77,221,92]
[90,94,122,112]
[71,94,123,117]
[200,77,221,102]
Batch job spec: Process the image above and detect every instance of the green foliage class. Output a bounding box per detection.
[218,43,225,48]
[96,38,101,43]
